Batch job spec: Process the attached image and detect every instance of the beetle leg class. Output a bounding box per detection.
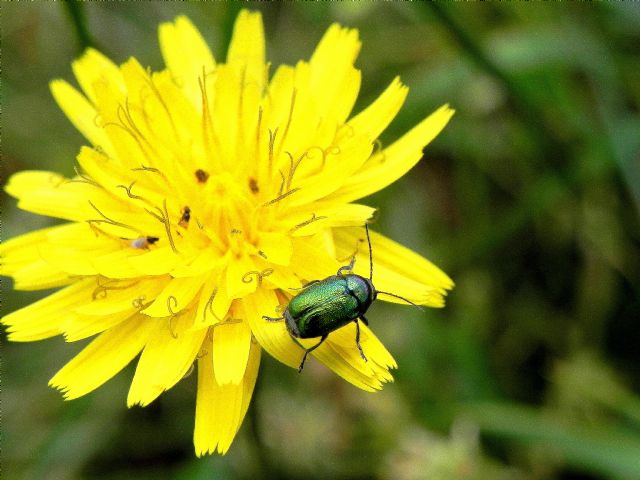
[262,315,284,322]
[298,334,328,373]
[336,255,356,276]
[355,318,368,362]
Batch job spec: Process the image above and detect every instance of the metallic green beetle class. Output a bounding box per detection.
[264,225,419,372]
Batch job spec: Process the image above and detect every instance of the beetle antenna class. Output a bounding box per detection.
[376,291,425,311]
[365,224,373,282]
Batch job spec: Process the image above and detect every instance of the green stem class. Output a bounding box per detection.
[62,1,95,52]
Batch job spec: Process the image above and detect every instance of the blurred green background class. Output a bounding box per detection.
[3,2,640,479]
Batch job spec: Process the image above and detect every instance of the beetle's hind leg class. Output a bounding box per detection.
[355,318,368,362]
[298,334,328,373]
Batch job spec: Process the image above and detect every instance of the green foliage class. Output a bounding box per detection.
[2,2,639,479]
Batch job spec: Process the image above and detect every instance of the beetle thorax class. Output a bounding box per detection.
[344,274,376,311]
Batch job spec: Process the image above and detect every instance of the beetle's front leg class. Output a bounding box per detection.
[262,315,284,322]
[298,334,328,373]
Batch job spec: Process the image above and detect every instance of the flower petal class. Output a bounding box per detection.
[333,227,454,307]
[227,10,266,93]
[327,104,455,203]
[159,15,216,109]
[49,314,155,400]
[50,80,114,155]
[194,338,260,455]
[127,310,207,406]
[346,76,408,143]
[287,202,376,237]
[243,288,300,369]
[63,309,136,342]
[212,316,252,385]
[2,279,95,341]
[142,274,205,318]
[72,48,125,105]
[309,24,361,124]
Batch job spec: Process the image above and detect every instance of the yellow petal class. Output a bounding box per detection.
[290,234,341,284]
[287,202,376,237]
[225,254,258,300]
[49,314,155,400]
[128,310,207,406]
[309,24,361,124]
[72,48,125,105]
[193,338,260,455]
[287,133,373,207]
[50,80,114,155]
[12,260,73,291]
[212,317,252,385]
[328,104,455,203]
[0,224,59,272]
[128,246,183,276]
[159,15,216,109]
[2,279,94,341]
[256,232,292,265]
[334,227,454,307]
[63,309,136,342]
[243,288,300,369]
[346,76,408,143]
[192,273,226,328]
[74,278,168,316]
[142,274,205,318]
[227,10,266,93]
[309,322,395,391]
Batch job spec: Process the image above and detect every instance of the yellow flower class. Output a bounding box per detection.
[1,11,454,455]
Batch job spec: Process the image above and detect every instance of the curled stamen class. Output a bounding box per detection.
[326,145,341,156]
[290,212,328,232]
[242,268,274,287]
[68,166,100,187]
[93,113,105,128]
[213,317,243,328]
[144,200,178,253]
[87,200,136,232]
[116,181,144,200]
[132,165,163,176]
[204,288,221,322]
[182,363,195,379]
[166,295,179,316]
[372,138,383,156]
[262,188,300,207]
[276,89,297,156]
[268,128,278,173]
[92,278,139,301]
[168,315,178,339]
[92,285,109,300]
[132,296,148,310]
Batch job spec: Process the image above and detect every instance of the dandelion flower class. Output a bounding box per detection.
[1,11,454,455]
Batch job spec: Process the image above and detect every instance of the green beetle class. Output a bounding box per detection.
[264,225,419,372]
